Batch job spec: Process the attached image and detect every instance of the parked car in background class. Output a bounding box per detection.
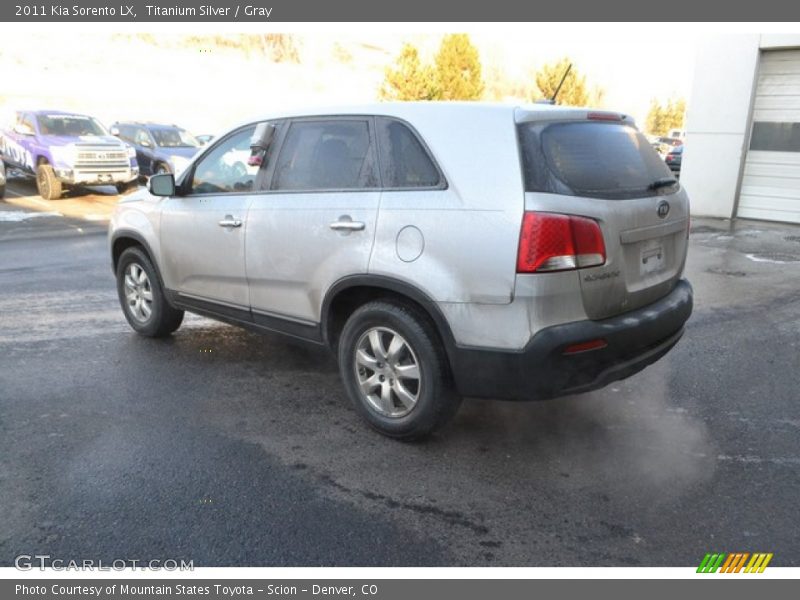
[0,110,139,200]
[653,136,683,158]
[665,144,683,175]
[0,157,6,198]
[110,103,693,439]
[111,122,201,177]
[196,134,214,146]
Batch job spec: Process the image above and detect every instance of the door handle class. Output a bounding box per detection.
[219,215,242,228]
[330,218,365,232]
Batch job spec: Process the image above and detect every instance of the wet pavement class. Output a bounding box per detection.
[1,196,799,566]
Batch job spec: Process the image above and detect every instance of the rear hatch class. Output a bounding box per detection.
[517,110,689,320]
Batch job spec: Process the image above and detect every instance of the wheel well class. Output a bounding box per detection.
[112,236,147,271]
[324,285,455,362]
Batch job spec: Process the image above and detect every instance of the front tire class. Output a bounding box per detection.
[338,301,461,440]
[115,181,138,195]
[116,247,184,337]
[36,164,62,200]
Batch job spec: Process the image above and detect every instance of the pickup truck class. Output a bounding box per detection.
[0,110,139,200]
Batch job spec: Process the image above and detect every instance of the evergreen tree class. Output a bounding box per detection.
[645,98,686,136]
[379,43,437,101]
[533,57,603,106]
[380,35,485,101]
[433,34,484,101]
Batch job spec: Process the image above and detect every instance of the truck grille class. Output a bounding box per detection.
[74,145,129,170]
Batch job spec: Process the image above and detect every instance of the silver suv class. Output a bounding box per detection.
[109,103,693,439]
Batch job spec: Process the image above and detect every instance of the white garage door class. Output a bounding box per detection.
[739,50,800,223]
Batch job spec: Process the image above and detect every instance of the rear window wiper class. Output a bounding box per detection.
[648,177,678,190]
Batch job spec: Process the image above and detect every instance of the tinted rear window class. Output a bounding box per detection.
[272,119,377,191]
[376,117,442,188]
[518,121,675,199]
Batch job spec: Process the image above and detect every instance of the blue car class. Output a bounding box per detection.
[111,122,201,178]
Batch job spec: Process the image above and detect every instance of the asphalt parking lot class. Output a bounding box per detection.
[1,177,799,567]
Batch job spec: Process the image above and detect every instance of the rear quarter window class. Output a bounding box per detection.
[519,121,675,199]
[376,117,442,189]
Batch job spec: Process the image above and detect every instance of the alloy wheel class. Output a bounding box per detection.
[123,263,154,323]
[354,326,421,418]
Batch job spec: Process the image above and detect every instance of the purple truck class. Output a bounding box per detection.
[0,110,139,200]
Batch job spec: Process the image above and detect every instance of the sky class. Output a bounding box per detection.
[0,29,700,132]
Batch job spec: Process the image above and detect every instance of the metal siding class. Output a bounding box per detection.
[740,49,800,223]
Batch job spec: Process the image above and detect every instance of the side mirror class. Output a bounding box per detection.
[110,126,120,136]
[13,123,34,136]
[248,122,276,166]
[140,138,152,148]
[250,122,276,151]
[149,173,176,197]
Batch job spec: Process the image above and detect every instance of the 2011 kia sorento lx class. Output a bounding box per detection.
[109,103,693,439]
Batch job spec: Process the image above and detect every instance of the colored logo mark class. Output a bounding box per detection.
[697,552,773,573]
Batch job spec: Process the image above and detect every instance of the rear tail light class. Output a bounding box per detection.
[517,212,606,273]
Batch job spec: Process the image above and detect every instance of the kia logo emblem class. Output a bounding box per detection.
[657,200,670,219]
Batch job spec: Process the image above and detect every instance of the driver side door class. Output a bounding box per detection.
[159,124,261,319]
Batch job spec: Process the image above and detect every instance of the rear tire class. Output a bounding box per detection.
[0,183,5,199]
[36,164,62,200]
[116,246,184,337]
[338,301,461,440]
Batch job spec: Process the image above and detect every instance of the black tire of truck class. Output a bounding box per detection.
[0,182,5,199]
[116,181,139,195]
[36,164,62,200]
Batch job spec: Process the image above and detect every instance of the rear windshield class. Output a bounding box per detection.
[518,121,676,199]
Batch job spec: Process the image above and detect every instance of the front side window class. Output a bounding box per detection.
[272,119,377,191]
[189,126,258,194]
[376,117,441,188]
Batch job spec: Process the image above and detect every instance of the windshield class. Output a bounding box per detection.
[518,120,675,199]
[151,128,199,148]
[37,114,108,137]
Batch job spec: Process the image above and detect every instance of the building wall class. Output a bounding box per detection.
[681,35,760,219]
[682,34,800,220]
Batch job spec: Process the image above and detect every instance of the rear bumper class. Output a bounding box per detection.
[450,279,693,401]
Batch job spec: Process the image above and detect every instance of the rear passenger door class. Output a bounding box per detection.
[245,117,381,329]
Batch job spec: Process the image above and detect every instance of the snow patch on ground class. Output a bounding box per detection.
[0,211,62,222]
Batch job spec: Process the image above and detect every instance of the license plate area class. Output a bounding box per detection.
[640,240,665,275]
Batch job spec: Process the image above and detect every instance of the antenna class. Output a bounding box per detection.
[551,63,573,105]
